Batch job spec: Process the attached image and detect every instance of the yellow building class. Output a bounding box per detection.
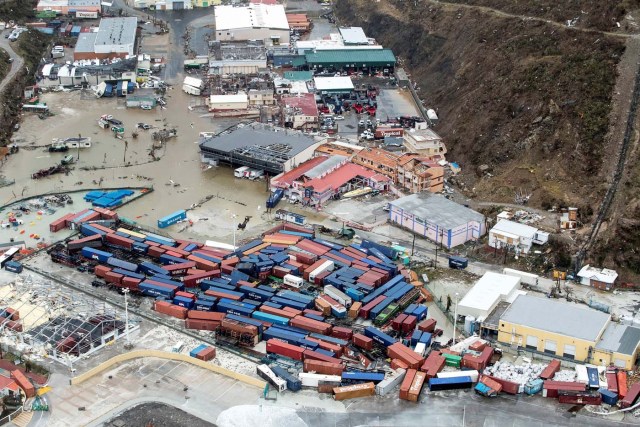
[498,295,640,370]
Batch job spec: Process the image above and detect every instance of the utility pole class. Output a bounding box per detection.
[123,288,132,349]
[77,133,81,160]
[232,213,237,250]
[411,232,416,256]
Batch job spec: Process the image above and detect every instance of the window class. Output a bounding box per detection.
[563,344,576,360]
[525,335,537,350]
[544,340,557,355]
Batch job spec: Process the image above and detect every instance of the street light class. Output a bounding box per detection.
[452,292,459,345]
[232,214,237,250]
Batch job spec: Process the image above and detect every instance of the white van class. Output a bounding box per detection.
[234,166,250,178]
[248,169,264,180]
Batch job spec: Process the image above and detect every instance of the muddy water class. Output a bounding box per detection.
[2,86,272,243]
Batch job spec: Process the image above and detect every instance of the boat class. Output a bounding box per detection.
[342,187,373,199]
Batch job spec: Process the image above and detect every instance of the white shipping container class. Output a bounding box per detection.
[257,364,286,392]
[298,373,342,388]
[182,84,201,96]
[414,343,427,357]
[283,274,303,288]
[502,268,539,286]
[376,369,406,395]
[309,260,334,282]
[183,76,203,89]
[437,370,479,383]
[323,284,352,307]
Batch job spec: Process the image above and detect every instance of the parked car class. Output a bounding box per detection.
[107,118,122,125]
[140,105,153,110]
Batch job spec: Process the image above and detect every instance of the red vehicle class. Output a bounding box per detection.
[367,106,377,116]
[319,105,330,114]
[353,104,364,114]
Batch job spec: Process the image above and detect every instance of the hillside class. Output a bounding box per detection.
[335,0,640,276]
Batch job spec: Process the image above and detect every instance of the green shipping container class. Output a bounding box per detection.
[444,354,462,368]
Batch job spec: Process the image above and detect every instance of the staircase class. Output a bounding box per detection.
[11,411,33,427]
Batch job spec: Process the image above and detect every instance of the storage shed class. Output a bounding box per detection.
[305,49,396,73]
[208,93,249,111]
[458,272,521,321]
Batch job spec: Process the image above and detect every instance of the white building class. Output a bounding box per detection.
[458,272,522,321]
[313,76,354,94]
[133,0,192,9]
[75,17,137,60]
[214,4,289,45]
[208,93,249,111]
[403,123,447,157]
[489,219,549,254]
[577,265,618,291]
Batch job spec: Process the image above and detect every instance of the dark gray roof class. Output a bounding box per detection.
[501,294,610,342]
[75,33,97,53]
[199,123,318,158]
[596,323,640,355]
[390,193,485,230]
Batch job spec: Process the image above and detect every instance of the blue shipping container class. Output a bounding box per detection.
[364,326,397,347]
[158,210,187,229]
[252,311,289,326]
[271,365,301,392]
[190,344,207,358]
[341,371,385,383]
[81,247,112,263]
[107,257,138,272]
[4,261,23,273]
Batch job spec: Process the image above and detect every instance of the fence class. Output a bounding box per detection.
[70,349,267,388]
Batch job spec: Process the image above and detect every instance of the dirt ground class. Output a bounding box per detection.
[106,402,215,427]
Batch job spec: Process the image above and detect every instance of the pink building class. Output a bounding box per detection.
[389,193,485,248]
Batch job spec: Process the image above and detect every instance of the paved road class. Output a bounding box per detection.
[0,30,24,94]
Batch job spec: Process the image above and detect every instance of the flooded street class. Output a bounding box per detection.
[2,87,273,243]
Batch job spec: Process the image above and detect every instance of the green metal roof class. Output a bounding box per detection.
[305,49,396,66]
[283,71,313,81]
[291,56,307,67]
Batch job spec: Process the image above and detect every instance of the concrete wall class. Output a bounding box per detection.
[592,348,636,370]
[216,27,290,45]
[70,349,266,388]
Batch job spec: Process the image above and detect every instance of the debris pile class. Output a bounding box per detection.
[483,361,545,385]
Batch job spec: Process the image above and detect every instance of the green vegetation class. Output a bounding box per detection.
[0,0,37,23]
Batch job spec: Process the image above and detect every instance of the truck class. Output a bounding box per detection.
[448,256,468,269]
[283,274,303,288]
[234,166,250,178]
[182,84,201,96]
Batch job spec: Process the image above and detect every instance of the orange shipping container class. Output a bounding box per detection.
[304,359,344,376]
[348,302,362,319]
[399,369,417,400]
[408,371,426,402]
[333,382,375,400]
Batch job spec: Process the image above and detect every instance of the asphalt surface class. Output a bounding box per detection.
[0,30,24,94]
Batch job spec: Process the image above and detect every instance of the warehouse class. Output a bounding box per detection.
[74,17,138,60]
[208,94,249,112]
[313,76,355,95]
[489,219,542,254]
[305,49,396,74]
[37,0,101,14]
[457,272,521,321]
[389,193,486,248]
[214,4,290,45]
[199,123,323,174]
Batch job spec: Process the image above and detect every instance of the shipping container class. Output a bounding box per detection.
[599,388,619,406]
[81,247,113,263]
[539,359,561,380]
[271,365,302,392]
[542,381,586,398]
[342,371,385,384]
[620,383,640,408]
[266,339,304,361]
[283,274,303,288]
[558,391,602,405]
[257,364,287,392]
[299,372,342,388]
[437,370,479,383]
[304,360,344,376]
[353,333,373,351]
[376,369,406,396]
[333,382,375,400]
[107,257,138,272]
[605,370,618,395]
[524,378,544,395]
[428,376,473,391]
[158,210,187,229]
[399,369,417,400]
[587,367,600,389]
[4,261,23,273]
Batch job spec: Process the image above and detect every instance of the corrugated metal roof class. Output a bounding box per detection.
[491,219,537,238]
[306,162,378,193]
[339,27,368,45]
[283,71,313,81]
[390,193,485,230]
[597,323,640,355]
[305,49,396,65]
[501,294,610,342]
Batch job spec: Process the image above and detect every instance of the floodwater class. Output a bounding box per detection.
[2,87,273,244]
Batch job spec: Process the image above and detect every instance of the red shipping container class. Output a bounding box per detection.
[620,383,640,408]
[420,352,446,378]
[408,371,426,402]
[468,340,487,352]
[164,251,184,259]
[95,265,111,278]
[5,308,18,321]
[260,305,298,319]
[266,339,304,361]
[392,313,408,331]
[220,319,258,337]
[303,349,342,365]
[196,347,216,361]
[186,255,219,271]
[176,291,197,300]
[606,370,618,394]
[50,213,75,232]
[237,280,257,288]
[314,270,330,286]
[486,375,520,395]
[186,269,206,275]
[221,256,239,266]
[161,245,190,257]
[391,359,409,370]
[182,270,221,287]
[272,266,290,279]
[401,315,418,333]
[164,262,196,276]
[11,369,35,398]
[399,369,417,400]
[303,359,344,376]
[90,223,114,234]
[93,207,118,220]
[558,391,602,405]
[304,309,324,317]
[359,295,386,319]
[148,246,166,258]
[144,240,161,247]
[353,334,373,351]
[205,289,241,301]
[282,306,303,316]
[76,211,101,223]
[221,264,234,275]
[121,277,141,291]
[543,381,586,398]
[479,375,503,394]
[104,272,123,285]
[539,359,561,380]
[185,319,220,331]
[188,311,225,321]
[6,321,22,332]
[418,318,437,333]
[387,343,424,368]
[105,234,134,250]
[153,301,187,319]
[331,326,353,341]
[305,337,343,357]
[290,316,332,335]
[293,251,317,265]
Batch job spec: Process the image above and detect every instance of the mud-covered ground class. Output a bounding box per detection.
[106,402,215,427]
